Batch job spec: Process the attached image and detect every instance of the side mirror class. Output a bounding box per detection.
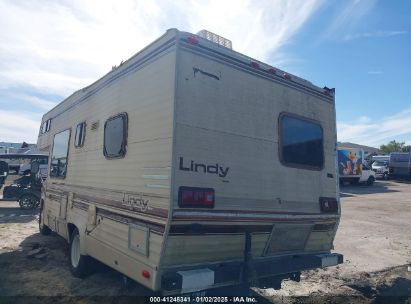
[31,161,40,174]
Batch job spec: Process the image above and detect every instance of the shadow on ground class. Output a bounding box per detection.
[0,231,154,299]
[340,181,400,197]
[0,206,38,224]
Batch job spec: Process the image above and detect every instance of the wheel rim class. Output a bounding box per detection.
[71,235,81,268]
[20,196,35,208]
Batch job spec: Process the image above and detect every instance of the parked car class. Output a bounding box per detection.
[372,160,389,180]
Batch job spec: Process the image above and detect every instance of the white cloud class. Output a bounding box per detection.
[344,30,407,41]
[337,108,411,147]
[0,110,41,143]
[320,0,377,41]
[0,0,322,97]
[0,0,323,143]
[179,0,322,62]
[3,93,57,111]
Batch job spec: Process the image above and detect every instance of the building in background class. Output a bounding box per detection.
[337,142,379,159]
[0,142,38,154]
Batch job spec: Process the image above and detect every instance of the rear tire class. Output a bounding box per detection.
[69,228,90,278]
[367,176,375,186]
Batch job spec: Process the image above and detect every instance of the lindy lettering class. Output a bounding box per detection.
[179,157,229,178]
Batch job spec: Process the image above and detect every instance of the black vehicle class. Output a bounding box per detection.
[0,161,8,189]
[2,162,43,210]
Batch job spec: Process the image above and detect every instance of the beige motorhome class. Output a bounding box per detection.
[37,29,342,295]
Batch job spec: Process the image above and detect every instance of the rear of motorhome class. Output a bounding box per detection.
[37,29,342,294]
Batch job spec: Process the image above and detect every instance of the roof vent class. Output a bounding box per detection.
[91,121,99,131]
[196,30,232,49]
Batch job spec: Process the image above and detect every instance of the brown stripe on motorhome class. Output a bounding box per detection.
[48,184,169,200]
[174,208,323,216]
[72,200,88,211]
[47,193,63,202]
[71,198,166,234]
[97,209,165,235]
[169,224,273,235]
[46,188,68,196]
[172,216,338,223]
[172,210,339,222]
[74,193,169,219]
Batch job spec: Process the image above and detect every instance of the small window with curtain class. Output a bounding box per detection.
[104,113,128,159]
[74,122,86,148]
[50,129,71,178]
[279,113,324,170]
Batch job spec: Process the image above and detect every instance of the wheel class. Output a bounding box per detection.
[18,194,39,210]
[69,227,90,278]
[367,176,375,186]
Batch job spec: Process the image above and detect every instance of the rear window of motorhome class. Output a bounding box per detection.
[50,129,70,178]
[104,113,128,159]
[74,122,86,148]
[279,114,324,169]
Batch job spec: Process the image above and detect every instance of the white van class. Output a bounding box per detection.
[37,29,342,294]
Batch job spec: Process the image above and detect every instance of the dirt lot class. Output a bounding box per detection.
[0,180,410,303]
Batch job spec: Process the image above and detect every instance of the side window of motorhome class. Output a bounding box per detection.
[103,113,128,159]
[279,113,324,169]
[50,130,70,178]
[40,119,52,134]
[74,122,86,148]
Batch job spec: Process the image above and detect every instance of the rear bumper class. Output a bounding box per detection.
[161,252,343,294]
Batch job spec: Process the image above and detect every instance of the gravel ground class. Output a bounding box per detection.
[0,179,410,303]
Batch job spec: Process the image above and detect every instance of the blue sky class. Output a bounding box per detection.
[0,0,410,147]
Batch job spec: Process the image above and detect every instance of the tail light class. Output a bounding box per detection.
[178,187,214,208]
[319,197,338,213]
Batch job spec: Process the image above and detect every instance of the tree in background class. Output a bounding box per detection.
[379,140,411,154]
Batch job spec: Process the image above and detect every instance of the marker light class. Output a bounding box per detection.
[142,270,150,279]
[250,61,260,69]
[187,36,199,44]
[283,73,291,80]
